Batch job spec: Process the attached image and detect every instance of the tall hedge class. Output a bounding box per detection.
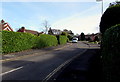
[56,35,68,45]
[2,31,38,53]
[102,24,120,82]
[0,32,2,54]
[59,35,68,45]
[100,4,120,34]
[36,34,58,48]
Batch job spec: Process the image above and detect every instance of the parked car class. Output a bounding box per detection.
[72,38,78,43]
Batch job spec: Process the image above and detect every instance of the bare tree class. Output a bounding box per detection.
[42,20,50,34]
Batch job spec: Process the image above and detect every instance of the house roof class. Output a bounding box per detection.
[17,27,43,35]
[25,29,39,35]
[0,20,13,31]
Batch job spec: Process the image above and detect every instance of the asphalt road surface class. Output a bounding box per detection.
[1,41,92,81]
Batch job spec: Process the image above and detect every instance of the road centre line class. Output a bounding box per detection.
[0,66,23,76]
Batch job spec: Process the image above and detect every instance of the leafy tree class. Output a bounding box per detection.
[80,32,85,41]
[94,36,99,42]
[67,34,73,41]
[61,32,68,36]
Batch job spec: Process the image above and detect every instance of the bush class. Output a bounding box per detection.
[2,31,37,53]
[102,24,120,81]
[100,4,120,34]
[67,34,73,41]
[59,35,68,45]
[0,32,2,54]
[56,35,68,45]
[61,32,68,36]
[36,34,58,48]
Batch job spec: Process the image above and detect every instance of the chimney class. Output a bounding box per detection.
[21,27,26,32]
[1,19,5,24]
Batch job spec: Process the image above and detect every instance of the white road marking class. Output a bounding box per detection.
[0,66,23,76]
[42,49,87,82]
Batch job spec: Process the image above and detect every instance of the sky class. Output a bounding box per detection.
[1,0,119,34]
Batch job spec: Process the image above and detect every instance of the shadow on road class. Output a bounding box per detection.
[53,49,102,82]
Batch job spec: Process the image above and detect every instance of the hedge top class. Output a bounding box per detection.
[100,4,120,34]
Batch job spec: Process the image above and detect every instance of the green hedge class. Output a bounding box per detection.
[2,31,68,54]
[36,34,58,48]
[2,31,37,53]
[56,35,67,45]
[0,32,2,54]
[102,24,120,81]
[100,4,120,34]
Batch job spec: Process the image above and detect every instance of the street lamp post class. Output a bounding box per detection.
[96,0,103,14]
[101,0,103,14]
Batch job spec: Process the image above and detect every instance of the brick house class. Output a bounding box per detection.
[0,19,14,31]
[17,27,44,35]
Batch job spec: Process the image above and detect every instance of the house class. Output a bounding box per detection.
[63,29,74,36]
[85,33,101,41]
[48,27,62,35]
[0,19,13,31]
[17,27,44,35]
[109,1,120,7]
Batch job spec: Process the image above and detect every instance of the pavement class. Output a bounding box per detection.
[1,42,73,62]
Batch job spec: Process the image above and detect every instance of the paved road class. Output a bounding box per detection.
[1,41,90,81]
[53,49,101,82]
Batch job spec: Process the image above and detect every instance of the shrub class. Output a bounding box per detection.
[2,31,37,53]
[102,24,120,81]
[56,35,68,45]
[59,35,68,45]
[36,34,58,48]
[100,4,120,34]
[67,34,73,41]
[0,32,2,54]
[61,32,68,36]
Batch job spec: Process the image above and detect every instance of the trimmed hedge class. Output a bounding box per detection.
[36,34,58,48]
[0,32,2,54]
[2,31,68,54]
[102,24,120,81]
[100,4,120,34]
[56,35,68,45]
[2,31,37,53]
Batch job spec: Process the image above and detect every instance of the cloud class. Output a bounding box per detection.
[52,14,101,34]
[51,4,101,34]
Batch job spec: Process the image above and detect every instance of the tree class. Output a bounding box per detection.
[42,20,50,34]
[48,27,53,35]
[94,36,99,42]
[61,32,68,36]
[80,32,85,41]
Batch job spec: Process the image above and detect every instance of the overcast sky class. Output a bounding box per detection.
[1,0,118,34]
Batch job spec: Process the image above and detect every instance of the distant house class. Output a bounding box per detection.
[0,19,14,31]
[17,27,44,35]
[48,28,62,35]
[109,1,120,7]
[85,33,101,41]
